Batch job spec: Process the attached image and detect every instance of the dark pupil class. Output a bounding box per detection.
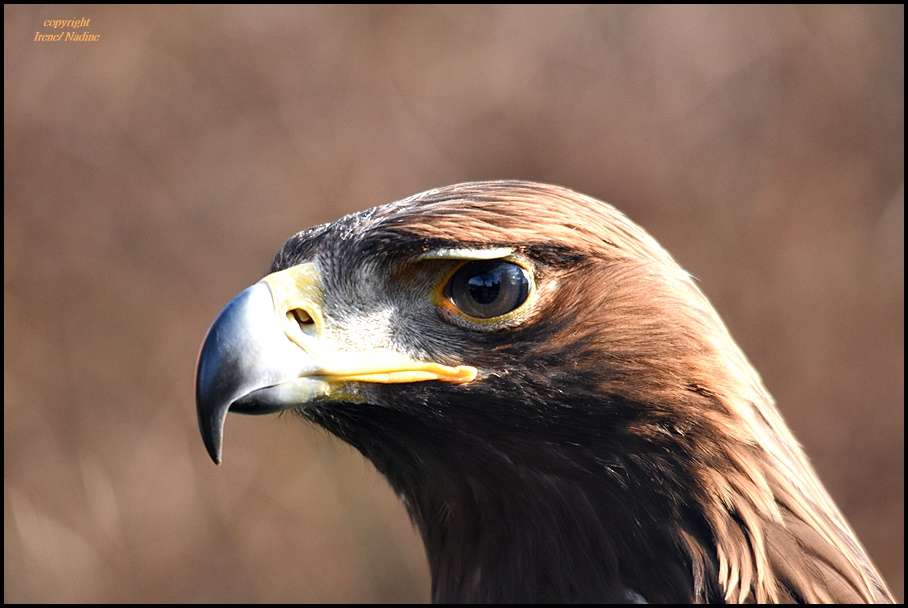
[467,272,500,305]
[446,260,530,319]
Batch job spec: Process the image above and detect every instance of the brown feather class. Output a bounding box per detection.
[265,180,893,602]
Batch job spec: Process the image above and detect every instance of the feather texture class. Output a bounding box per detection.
[205,181,894,603]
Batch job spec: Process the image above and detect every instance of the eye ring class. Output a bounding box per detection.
[442,259,532,320]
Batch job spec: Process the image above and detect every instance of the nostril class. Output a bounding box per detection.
[289,308,313,328]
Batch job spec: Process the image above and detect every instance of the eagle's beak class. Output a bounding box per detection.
[195,263,476,464]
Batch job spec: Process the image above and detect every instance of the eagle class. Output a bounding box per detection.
[195,181,893,603]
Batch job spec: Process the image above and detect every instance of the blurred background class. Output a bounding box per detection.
[4,5,903,603]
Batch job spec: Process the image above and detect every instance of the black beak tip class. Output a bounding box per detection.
[196,327,229,465]
[203,433,223,465]
[196,293,246,466]
[197,403,226,465]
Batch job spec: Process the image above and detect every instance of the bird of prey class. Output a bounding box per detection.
[196,181,893,603]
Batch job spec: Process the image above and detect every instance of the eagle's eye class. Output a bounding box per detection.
[443,260,530,319]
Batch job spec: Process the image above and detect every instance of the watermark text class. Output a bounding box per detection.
[34,17,100,42]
